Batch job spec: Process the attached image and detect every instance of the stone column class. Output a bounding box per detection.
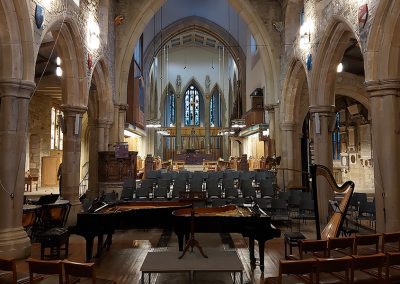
[265,104,277,156]
[205,93,211,154]
[366,80,400,232]
[61,105,87,225]
[309,105,335,223]
[97,120,108,152]
[109,105,119,147]
[86,119,99,199]
[175,93,182,154]
[0,79,35,258]
[273,105,281,158]
[104,121,112,151]
[118,104,128,142]
[281,122,296,188]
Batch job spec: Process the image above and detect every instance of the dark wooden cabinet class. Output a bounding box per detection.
[98,151,137,182]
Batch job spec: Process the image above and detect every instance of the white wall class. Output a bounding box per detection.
[152,45,236,127]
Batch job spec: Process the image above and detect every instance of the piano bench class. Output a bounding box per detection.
[38,227,69,260]
[284,232,306,259]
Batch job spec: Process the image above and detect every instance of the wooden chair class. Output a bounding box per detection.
[382,232,400,253]
[63,260,115,284]
[385,252,400,283]
[327,237,355,258]
[276,259,316,284]
[0,257,17,284]
[354,233,381,255]
[298,240,328,260]
[26,258,63,284]
[316,256,352,284]
[350,253,386,283]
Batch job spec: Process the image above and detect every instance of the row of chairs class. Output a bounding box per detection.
[121,174,276,201]
[145,169,275,183]
[291,233,400,260]
[267,252,400,284]
[0,257,114,284]
[349,192,376,230]
[268,233,400,283]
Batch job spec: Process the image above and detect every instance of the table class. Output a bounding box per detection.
[25,176,38,192]
[140,249,244,284]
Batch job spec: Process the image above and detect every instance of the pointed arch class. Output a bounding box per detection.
[0,0,34,80]
[162,82,176,127]
[310,17,359,106]
[115,0,279,109]
[38,18,88,106]
[280,58,309,123]
[210,83,222,127]
[366,0,400,81]
[182,78,204,127]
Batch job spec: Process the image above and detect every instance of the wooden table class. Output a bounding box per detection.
[140,249,244,284]
[25,176,38,192]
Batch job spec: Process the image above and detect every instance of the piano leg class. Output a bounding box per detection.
[96,234,104,257]
[86,236,94,262]
[258,240,265,272]
[249,237,256,269]
[177,233,184,251]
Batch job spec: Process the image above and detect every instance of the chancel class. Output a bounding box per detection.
[0,0,400,283]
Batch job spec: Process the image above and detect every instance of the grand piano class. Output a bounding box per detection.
[172,205,281,271]
[71,201,192,261]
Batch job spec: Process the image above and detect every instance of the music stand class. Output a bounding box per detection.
[179,209,208,259]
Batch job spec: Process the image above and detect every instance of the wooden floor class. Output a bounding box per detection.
[15,220,373,284]
[14,221,320,284]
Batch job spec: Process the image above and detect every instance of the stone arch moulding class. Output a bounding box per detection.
[310,16,360,107]
[366,0,400,81]
[280,58,309,124]
[36,18,88,107]
[142,16,246,93]
[0,0,34,81]
[115,0,279,109]
[89,57,114,123]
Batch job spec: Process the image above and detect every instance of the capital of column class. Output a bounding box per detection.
[117,104,129,111]
[309,105,335,117]
[281,122,296,131]
[0,79,35,99]
[265,103,279,113]
[365,80,400,98]
[60,104,87,116]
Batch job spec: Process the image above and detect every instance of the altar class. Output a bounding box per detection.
[174,149,213,165]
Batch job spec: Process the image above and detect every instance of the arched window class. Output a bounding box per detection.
[210,91,220,127]
[184,85,200,126]
[165,90,175,127]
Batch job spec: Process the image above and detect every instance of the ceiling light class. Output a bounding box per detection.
[56,57,61,65]
[337,63,343,73]
[56,66,62,77]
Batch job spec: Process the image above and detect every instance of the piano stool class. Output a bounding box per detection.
[284,232,306,259]
[140,249,244,284]
[38,227,69,260]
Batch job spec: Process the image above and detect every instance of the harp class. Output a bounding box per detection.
[310,164,355,240]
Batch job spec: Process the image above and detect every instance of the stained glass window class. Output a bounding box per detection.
[184,85,200,126]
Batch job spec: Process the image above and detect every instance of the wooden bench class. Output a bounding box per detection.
[140,249,244,284]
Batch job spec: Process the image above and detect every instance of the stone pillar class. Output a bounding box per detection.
[104,121,112,151]
[118,104,128,142]
[273,105,281,158]
[281,122,296,187]
[205,93,211,154]
[0,79,35,258]
[86,119,99,199]
[366,80,400,232]
[265,104,277,156]
[61,105,87,225]
[109,105,119,147]
[175,93,182,154]
[309,105,335,223]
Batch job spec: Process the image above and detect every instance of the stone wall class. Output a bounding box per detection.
[28,93,54,186]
